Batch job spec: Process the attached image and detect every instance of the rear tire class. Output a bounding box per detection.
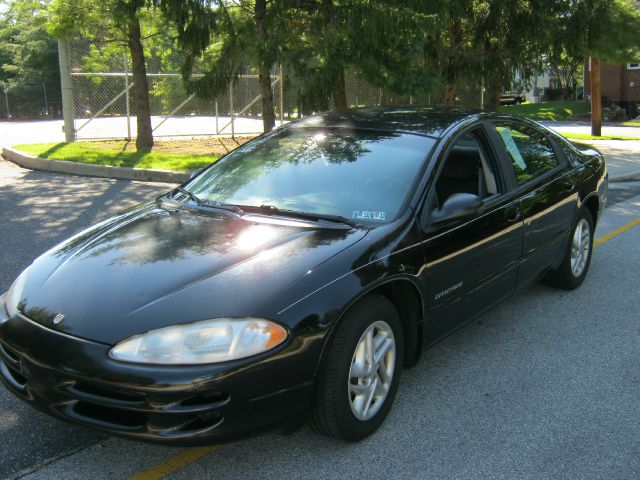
[546,209,594,290]
[310,294,403,442]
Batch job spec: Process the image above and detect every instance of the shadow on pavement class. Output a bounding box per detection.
[0,167,171,478]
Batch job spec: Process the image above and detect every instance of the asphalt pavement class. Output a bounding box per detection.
[0,160,174,479]
[544,121,640,138]
[0,155,639,479]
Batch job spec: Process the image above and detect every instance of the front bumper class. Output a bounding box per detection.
[0,307,316,446]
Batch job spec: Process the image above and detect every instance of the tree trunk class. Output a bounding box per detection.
[486,71,502,112]
[443,84,455,106]
[127,16,153,150]
[255,0,276,132]
[590,56,601,137]
[333,67,347,110]
[442,15,462,108]
[257,63,276,131]
[322,0,347,111]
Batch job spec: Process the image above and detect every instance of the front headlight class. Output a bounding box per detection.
[109,318,288,365]
[5,266,31,317]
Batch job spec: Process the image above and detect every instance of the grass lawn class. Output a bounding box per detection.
[555,132,640,141]
[13,137,254,172]
[623,121,640,126]
[499,100,591,121]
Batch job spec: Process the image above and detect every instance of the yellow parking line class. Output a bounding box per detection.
[128,446,221,480]
[594,217,640,248]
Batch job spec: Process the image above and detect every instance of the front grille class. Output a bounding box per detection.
[0,342,29,393]
[72,401,147,430]
[0,342,20,365]
[57,379,229,435]
[62,381,147,409]
[0,358,27,390]
[0,340,229,438]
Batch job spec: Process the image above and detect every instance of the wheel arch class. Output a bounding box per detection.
[581,193,599,225]
[317,276,425,373]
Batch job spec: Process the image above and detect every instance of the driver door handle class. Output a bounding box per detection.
[505,205,522,223]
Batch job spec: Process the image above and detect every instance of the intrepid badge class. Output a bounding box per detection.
[53,314,65,325]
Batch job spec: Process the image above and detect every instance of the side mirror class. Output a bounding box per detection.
[189,168,204,179]
[429,193,484,228]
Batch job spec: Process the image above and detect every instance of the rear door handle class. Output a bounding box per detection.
[505,205,522,223]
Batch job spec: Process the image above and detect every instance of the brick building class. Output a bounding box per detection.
[585,61,640,118]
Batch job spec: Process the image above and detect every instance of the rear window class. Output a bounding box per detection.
[493,123,559,185]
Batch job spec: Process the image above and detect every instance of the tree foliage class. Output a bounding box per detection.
[0,0,60,117]
[3,0,640,128]
[48,0,175,148]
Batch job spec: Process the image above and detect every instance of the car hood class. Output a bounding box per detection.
[17,203,367,345]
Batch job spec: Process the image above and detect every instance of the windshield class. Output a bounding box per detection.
[184,128,435,224]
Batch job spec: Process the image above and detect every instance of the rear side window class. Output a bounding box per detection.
[493,123,558,185]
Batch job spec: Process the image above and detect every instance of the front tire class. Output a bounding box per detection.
[546,209,594,290]
[310,294,403,441]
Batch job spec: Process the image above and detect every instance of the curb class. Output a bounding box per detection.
[1,146,189,184]
[2,145,638,184]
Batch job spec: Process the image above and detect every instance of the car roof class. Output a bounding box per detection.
[290,107,499,138]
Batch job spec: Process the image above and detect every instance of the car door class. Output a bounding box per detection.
[417,124,524,345]
[488,120,578,288]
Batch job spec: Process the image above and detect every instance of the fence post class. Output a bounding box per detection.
[229,81,235,139]
[42,82,48,116]
[2,82,9,119]
[124,55,131,140]
[279,64,284,126]
[57,36,75,142]
[215,100,219,134]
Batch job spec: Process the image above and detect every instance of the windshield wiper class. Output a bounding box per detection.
[170,188,244,214]
[173,187,204,206]
[201,200,244,214]
[245,204,360,228]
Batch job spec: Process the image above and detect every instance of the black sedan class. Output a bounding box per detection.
[0,108,607,444]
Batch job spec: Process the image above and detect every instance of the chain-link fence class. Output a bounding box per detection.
[68,36,483,140]
[0,81,62,120]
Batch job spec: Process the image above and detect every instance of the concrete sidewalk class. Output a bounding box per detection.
[544,121,640,138]
[571,140,640,182]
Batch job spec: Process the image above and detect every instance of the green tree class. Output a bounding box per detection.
[159,0,444,129]
[157,0,282,133]
[547,0,640,133]
[471,1,550,111]
[0,0,61,118]
[279,1,443,111]
[49,0,163,148]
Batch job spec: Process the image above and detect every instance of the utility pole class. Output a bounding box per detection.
[58,36,75,142]
[590,56,602,137]
[123,54,131,140]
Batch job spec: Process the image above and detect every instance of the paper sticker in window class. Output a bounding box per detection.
[498,128,527,171]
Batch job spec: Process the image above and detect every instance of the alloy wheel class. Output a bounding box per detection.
[348,320,396,421]
[570,218,591,277]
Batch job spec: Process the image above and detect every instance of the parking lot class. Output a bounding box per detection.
[0,154,639,479]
